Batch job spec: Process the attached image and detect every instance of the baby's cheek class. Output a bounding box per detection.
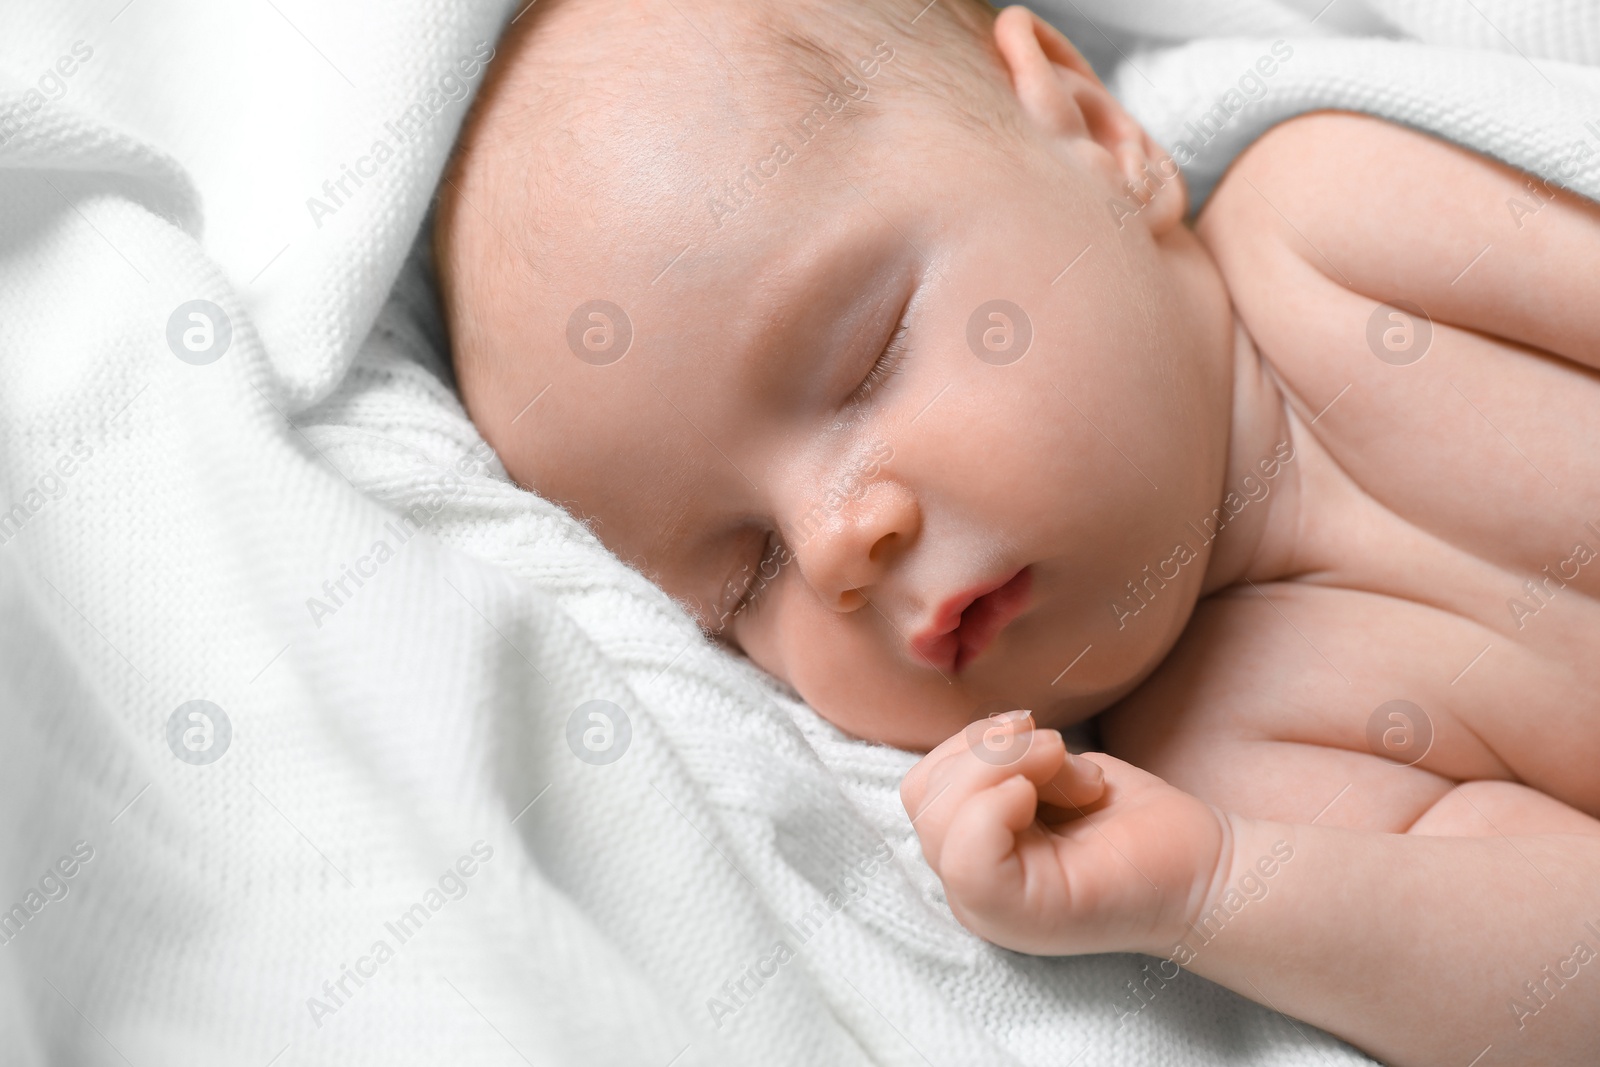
[746,596,871,708]
[727,580,814,692]
[737,581,974,748]
[733,622,790,691]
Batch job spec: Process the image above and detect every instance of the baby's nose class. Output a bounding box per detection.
[786,479,920,611]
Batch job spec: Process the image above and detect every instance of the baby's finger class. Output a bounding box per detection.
[900,710,1033,814]
[937,774,1038,916]
[906,721,1067,871]
[1037,749,1107,813]
[900,722,997,816]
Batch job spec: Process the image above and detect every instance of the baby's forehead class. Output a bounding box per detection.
[479,0,991,168]
[502,0,888,119]
[450,0,1015,263]
[462,9,888,262]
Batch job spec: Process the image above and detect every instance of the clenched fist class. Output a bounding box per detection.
[899,710,1232,958]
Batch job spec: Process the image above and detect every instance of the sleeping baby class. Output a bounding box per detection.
[431,1,1600,1063]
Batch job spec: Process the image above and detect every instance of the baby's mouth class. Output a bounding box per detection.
[911,566,1033,674]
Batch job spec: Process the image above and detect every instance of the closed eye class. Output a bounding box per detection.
[715,530,790,639]
[847,318,911,406]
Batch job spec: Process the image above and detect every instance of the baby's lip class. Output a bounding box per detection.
[910,567,1033,674]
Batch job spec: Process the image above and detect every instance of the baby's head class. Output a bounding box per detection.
[435,0,1235,751]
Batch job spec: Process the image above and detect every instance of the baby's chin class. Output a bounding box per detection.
[787,679,1088,753]
[759,615,1143,750]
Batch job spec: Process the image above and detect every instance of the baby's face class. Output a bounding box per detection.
[455,11,1234,751]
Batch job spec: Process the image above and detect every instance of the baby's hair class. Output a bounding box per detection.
[774,0,1027,147]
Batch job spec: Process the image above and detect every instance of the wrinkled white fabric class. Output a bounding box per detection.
[2,0,1595,1063]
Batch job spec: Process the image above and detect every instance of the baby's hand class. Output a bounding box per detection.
[899,711,1230,958]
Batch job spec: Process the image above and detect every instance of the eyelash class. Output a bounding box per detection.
[726,532,787,626]
[847,319,912,406]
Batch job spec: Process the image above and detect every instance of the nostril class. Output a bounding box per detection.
[868,531,901,564]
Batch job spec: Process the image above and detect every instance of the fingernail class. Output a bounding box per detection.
[991,708,1032,724]
[1067,751,1102,776]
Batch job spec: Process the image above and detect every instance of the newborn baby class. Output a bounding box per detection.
[433,1,1600,1063]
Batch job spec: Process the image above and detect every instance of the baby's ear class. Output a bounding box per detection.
[991,5,1185,234]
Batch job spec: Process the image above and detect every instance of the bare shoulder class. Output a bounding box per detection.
[1196,109,1600,370]
[1202,108,1577,236]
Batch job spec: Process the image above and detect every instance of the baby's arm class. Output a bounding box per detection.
[901,715,1600,1066]
[1198,800,1600,1066]
[1202,109,1600,375]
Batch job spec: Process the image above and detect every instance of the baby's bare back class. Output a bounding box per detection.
[1101,111,1600,836]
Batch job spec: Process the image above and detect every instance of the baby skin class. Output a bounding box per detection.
[435,3,1600,1064]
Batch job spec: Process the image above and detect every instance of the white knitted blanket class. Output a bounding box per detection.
[2,1,1596,1064]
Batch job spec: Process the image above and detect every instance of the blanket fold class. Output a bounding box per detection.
[3,1,1596,1063]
